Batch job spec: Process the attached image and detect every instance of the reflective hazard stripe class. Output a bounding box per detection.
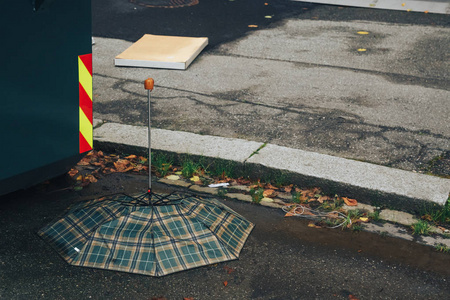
[78,54,93,153]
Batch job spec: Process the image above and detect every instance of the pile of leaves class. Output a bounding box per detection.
[68,151,149,190]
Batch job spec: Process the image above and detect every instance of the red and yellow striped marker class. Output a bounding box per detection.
[78,53,93,153]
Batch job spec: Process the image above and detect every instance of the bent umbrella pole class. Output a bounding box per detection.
[145,78,154,194]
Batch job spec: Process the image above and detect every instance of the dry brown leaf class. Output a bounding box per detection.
[224,266,235,274]
[265,183,279,190]
[437,226,449,233]
[78,159,90,166]
[263,189,276,198]
[283,186,292,193]
[342,197,358,206]
[223,281,228,287]
[68,169,79,177]
[86,175,98,183]
[317,195,331,203]
[125,155,137,159]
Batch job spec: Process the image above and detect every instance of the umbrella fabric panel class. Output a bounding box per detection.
[38,197,131,263]
[151,204,237,276]
[180,197,255,256]
[71,206,158,275]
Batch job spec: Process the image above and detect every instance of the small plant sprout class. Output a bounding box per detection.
[152,153,172,177]
[181,159,200,178]
[250,187,264,204]
[217,187,228,198]
[412,220,431,236]
[369,210,381,222]
[434,243,450,253]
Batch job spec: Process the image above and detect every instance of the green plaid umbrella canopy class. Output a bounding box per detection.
[38,193,254,276]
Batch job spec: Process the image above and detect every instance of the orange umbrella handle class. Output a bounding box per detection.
[145,78,154,91]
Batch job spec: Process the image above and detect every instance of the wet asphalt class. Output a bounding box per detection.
[0,172,449,299]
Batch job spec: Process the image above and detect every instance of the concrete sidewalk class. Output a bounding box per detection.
[93,120,450,213]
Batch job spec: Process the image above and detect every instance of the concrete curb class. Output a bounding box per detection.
[93,120,450,213]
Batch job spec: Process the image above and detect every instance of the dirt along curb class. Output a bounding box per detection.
[92,119,450,250]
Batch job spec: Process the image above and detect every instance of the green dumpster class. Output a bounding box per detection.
[0,0,92,195]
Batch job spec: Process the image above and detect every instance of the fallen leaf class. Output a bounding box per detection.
[125,155,137,159]
[223,281,228,287]
[359,217,369,222]
[357,48,367,52]
[114,159,132,172]
[264,15,272,19]
[76,175,83,181]
[349,295,360,300]
[263,189,276,197]
[342,197,358,206]
[261,197,274,203]
[175,171,182,175]
[86,175,98,183]
[283,185,293,193]
[265,183,279,190]
[224,266,235,274]
[190,176,200,182]
[68,169,79,177]
[317,195,331,203]
[437,226,449,233]
[78,159,90,166]
[248,25,258,28]
[166,175,180,181]
[357,31,369,35]
[424,10,429,13]
[183,298,194,300]
[308,222,321,229]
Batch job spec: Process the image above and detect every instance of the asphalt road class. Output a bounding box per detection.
[91,0,449,175]
[0,172,449,299]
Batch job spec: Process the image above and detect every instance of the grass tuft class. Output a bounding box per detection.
[412,220,431,236]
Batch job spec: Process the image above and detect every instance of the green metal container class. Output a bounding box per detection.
[0,0,92,195]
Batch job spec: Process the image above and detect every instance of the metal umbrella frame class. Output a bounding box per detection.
[38,78,254,276]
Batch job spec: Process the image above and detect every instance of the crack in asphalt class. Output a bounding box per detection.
[208,51,450,91]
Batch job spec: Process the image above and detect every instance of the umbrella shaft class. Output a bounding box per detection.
[148,90,151,191]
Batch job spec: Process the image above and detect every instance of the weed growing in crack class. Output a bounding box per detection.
[217,187,228,198]
[434,243,449,253]
[250,187,264,204]
[420,197,450,226]
[352,224,363,232]
[412,220,431,236]
[181,159,200,178]
[152,152,172,177]
[369,210,381,222]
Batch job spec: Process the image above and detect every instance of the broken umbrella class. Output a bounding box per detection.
[38,78,254,276]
